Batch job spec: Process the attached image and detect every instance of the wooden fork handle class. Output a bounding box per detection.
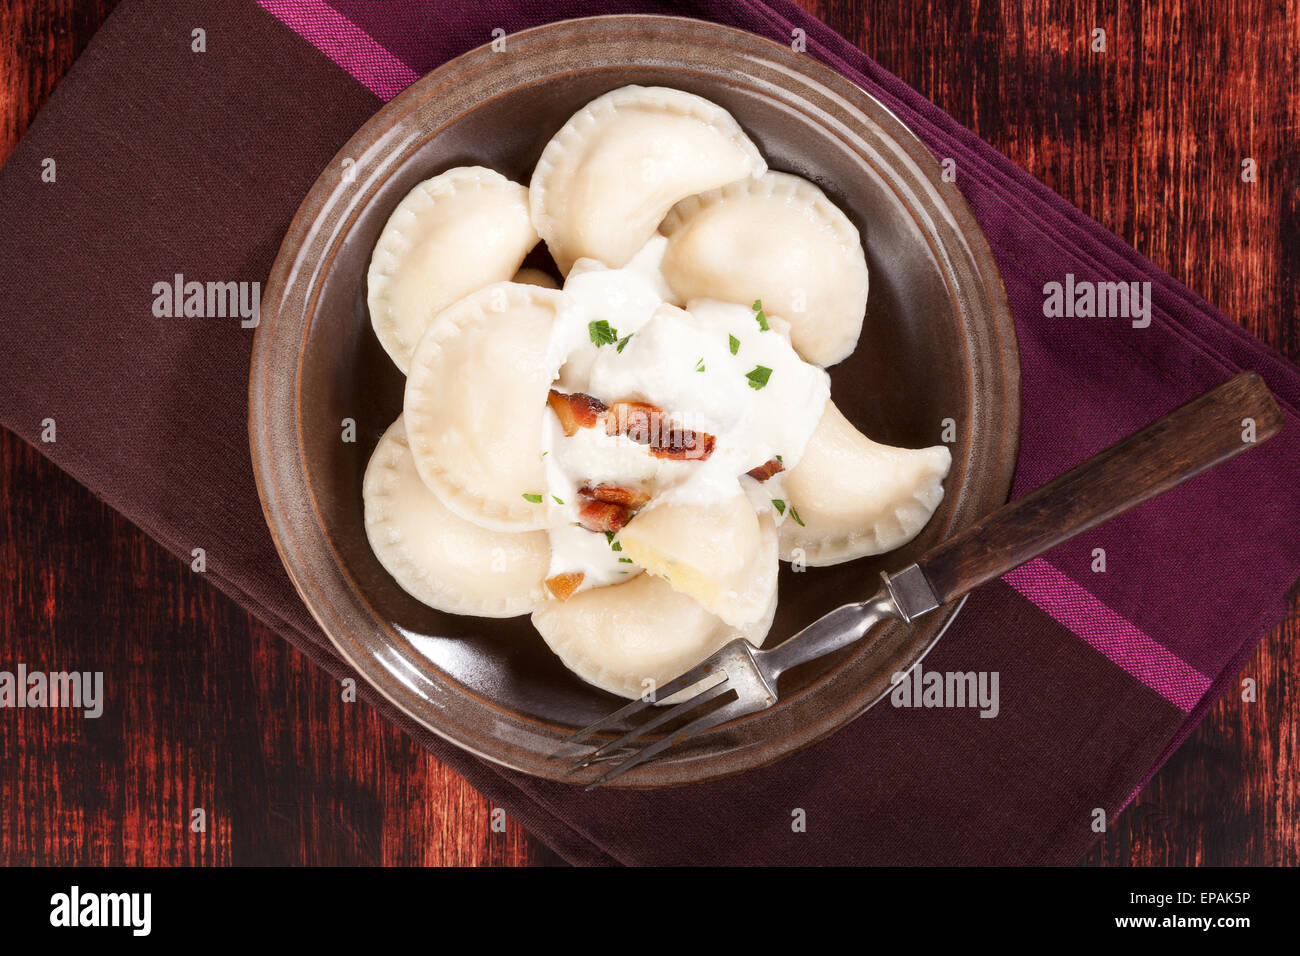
[917,372,1284,606]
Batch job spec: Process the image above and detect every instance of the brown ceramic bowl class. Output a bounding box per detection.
[250,15,1020,787]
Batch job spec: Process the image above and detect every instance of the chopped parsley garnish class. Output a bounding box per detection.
[729,334,740,355]
[588,319,618,346]
[745,365,773,390]
[618,557,634,563]
[695,357,706,372]
[775,454,783,463]
[790,506,806,527]
[772,499,787,515]
[616,334,633,353]
[604,532,623,552]
[552,495,565,505]
[752,299,770,332]
[522,493,543,504]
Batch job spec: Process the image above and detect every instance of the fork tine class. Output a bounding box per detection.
[585,696,757,790]
[560,656,725,747]
[569,677,735,771]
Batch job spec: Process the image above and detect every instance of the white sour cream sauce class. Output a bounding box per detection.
[541,235,831,593]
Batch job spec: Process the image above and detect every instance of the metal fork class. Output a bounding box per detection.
[565,565,939,787]
[562,372,1283,788]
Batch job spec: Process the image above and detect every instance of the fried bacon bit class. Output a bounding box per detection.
[576,496,632,534]
[746,458,785,482]
[574,484,648,533]
[603,400,655,439]
[545,572,585,602]
[651,429,716,461]
[547,389,608,436]
[548,390,716,461]
[579,483,652,510]
[603,401,717,461]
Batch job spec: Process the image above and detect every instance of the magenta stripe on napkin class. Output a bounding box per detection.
[1003,558,1211,712]
[257,0,417,99]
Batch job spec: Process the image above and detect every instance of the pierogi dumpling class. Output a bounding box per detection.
[618,487,779,628]
[529,86,766,273]
[659,171,869,367]
[779,401,951,566]
[364,418,550,616]
[368,166,538,373]
[404,282,562,532]
[532,571,774,701]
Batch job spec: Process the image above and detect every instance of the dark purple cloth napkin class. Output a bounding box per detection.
[1,0,1297,864]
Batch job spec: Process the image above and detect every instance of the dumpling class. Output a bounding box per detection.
[618,486,779,628]
[778,401,951,566]
[368,166,538,373]
[530,86,766,274]
[532,571,775,701]
[659,171,869,367]
[363,418,550,616]
[404,282,563,532]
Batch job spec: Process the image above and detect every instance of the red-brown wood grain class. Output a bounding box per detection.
[0,0,1296,865]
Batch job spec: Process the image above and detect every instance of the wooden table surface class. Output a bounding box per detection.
[1,0,1296,866]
